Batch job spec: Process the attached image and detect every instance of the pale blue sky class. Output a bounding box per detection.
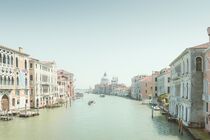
[0,0,210,88]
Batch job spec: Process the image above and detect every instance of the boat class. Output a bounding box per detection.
[88,100,95,106]
[99,94,105,97]
[153,106,160,111]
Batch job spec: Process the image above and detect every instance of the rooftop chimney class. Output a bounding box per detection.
[207,27,210,41]
[18,47,23,53]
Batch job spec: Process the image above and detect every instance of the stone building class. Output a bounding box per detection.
[93,73,128,96]
[93,73,110,94]
[57,69,74,102]
[157,68,171,96]
[169,43,208,127]
[139,76,153,100]
[29,59,57,108]
[203,27,210,132]
[0,46,30,112]
[131,75,147,100]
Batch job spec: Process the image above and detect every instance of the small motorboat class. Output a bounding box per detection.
[153,106,160,111]
[99,94,105,98]
[88,100,95,106]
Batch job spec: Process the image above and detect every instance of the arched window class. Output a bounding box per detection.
[8,77,10,85]
[7,55,10,65]
[11,77,14,85]
[25,78,28,86]
[183,61,185,74]
[11,56,13,65]
[4,76,6,85]
[17,77,19,86]
[0,53,2,63]
[196,57,202,71]
[0,76,2,85]
[186,83,188,99]
[3,54,6,64]
[186,59,189,73]
[16,57,19,68]
[25,60,27,69]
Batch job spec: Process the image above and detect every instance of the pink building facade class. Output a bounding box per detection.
[139,76,153,100]
[57,70,74,99]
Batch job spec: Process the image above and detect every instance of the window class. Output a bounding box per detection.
[11,56,13,65]
[17,99,20,104]
[7,55,10,64]
[12,98,15,106]
[16,57,18,67]
[8,77,10,85]
[26,99,28,104]
[30,75,33,81]
[17,77,19,86]
[0,76,2,85]
[168,87,170,93]
[186,83,188,99]
[168,77,170,83]
[206,103,209,112]
[4,76,6,85]
[0,53,2,63]
[186,59,189,73]
[155,86,157,91]
[155,78,157,82]
[25,78,28,86]
[185,108,188,121]
[25,60,27,69]
[3,54,6,64]
[30,63,33,68]
[196,57,202,71]
[11,77,14,85]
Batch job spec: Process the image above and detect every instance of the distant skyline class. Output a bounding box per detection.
[0,0,210,88]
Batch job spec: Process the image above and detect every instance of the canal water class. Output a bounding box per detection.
[0,94,192,140]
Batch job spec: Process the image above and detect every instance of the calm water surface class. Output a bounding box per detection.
[0,94,192,140]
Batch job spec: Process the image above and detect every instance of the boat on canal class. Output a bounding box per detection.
[99,94,105,97]
[88,100,95,106]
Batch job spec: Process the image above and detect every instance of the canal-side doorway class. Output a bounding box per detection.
[1,94,9,111]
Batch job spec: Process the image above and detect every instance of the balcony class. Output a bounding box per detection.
[202,94,210,102]
[0,85,14,90]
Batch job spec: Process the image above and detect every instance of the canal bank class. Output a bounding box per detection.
[0,94,192,140]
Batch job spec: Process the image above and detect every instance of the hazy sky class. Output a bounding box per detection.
[0,0,210,88]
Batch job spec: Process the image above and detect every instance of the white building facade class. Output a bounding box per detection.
[169,43,207,127]
[29,59,57,108]
[157,68,171,96]
[0,46,30,112]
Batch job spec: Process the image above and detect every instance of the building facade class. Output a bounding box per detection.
[203,28,210,132]
[169,43,208,127]
[29,59,57,108]
[139,76,153,100]
[131,75,146,100]
[57,69,74,101]
[0,46,30,112]
[157,68,171,96]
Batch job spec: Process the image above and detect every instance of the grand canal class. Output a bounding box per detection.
[0,94,192,140]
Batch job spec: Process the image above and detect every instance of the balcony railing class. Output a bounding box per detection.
[0,85,15,89]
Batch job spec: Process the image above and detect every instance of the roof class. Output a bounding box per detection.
[170,42,209,66]
[0,45,30,56]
